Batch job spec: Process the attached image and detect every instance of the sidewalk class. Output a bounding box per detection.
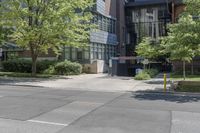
[0,74,142,92]
[0,73,171,92]
[133,73,171,92]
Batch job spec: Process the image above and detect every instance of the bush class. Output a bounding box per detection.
[2,59,56,73]
[43,66,56,75]
[144,69,159,78]
[37,60,56,73]
[0,72,53,78]
[2,59,32,73]
[134,71,151,80]
[53,61,82,75]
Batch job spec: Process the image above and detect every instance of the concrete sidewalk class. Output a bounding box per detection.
[0,74,142,92]
[0,73,171,92]
[133,73,171,92]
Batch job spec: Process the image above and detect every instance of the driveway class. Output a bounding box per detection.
[0,85,200,133]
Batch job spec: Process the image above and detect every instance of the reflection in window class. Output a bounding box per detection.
[93,13,116,34]
[131,7,170,41]
[90,43,116,60]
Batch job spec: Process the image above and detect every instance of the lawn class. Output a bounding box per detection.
[0,72,54,78]
[170,74,200,92]
[170,74,200,81]
[174,81,200,92]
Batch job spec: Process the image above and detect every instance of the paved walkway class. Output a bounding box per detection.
[0,73,171,92]
[0,74,142,92]
[0,85,199,133]
[133,73,171,92]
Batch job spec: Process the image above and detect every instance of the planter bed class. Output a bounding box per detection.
[172,81,200,92]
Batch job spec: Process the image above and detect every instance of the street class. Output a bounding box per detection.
[0,85,199,133]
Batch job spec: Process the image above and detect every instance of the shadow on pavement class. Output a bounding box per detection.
[97,75,133,80]
[0,76,72,86]
[144,80,171,85]
[130,89,200,103]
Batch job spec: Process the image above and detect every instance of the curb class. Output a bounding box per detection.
[0,83,44,88]
[133,89,200,97]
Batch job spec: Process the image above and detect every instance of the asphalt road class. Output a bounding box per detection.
[0,85,200,133]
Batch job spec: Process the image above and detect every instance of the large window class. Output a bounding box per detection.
[91,43,116,60]
[127,6,170,42]
[93,14,116,34]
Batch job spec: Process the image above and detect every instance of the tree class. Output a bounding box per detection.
[136,37,163,59]
[161,15,199,80]
[0,0,94,76]
[184,0,200,16]
[136,37,166,69]
[0,26,3,45]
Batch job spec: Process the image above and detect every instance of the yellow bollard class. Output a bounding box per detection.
[164,73,167,92]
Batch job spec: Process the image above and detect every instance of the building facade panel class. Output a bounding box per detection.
[96,0,106,15]
[116,0,127,56]
[105,0,117,18]
[90,30,117,45]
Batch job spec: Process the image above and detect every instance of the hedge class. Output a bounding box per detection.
[2,59,56,73]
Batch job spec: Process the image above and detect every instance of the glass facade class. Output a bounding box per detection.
[90,43,115,60]
[93,13,116,34]
[125,5,171,55]
[64,43,116,63]
[126,6,171,42]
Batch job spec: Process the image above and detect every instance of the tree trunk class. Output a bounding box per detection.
[32,57,37,77]
[191,60,194,75]
[30,43,38,77]
[183,60,186,80]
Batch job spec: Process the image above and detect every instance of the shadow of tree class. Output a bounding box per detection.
[0,76,72,86]
[130,90,200,103]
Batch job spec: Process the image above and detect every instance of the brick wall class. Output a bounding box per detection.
[174,4,186,21]
[18,49,57,58]
[105,0,117,18]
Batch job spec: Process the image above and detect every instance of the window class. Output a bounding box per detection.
[92,13,116,33]
[130,6,170,41]
[65,47,70,60]
[71,48,77,60]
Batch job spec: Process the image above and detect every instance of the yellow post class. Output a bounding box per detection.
[164,73,167,92]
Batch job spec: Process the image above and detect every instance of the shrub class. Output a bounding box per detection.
[2,59,56,73]
[134,71,151,80]
[43,66,56,75]
[144,69,159,78]
[37,60,56,73]
[2,59,32,73]
[54,61,82,75]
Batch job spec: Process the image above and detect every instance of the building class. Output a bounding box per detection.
[0,0,127,74]
[3,0,199,74]
[63,0,127,73]
[124,0,199,75]
[125,0,173,56]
